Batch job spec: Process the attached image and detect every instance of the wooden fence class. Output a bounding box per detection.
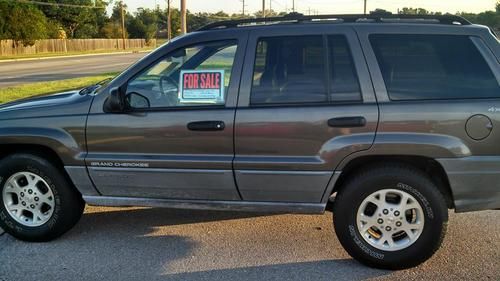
[0,39,156,57]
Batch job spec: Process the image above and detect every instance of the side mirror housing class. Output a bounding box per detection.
[104,87,125,113]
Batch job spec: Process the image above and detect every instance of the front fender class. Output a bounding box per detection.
[0,119,87,165]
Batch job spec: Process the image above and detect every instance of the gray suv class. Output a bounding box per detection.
[0,14,498,270]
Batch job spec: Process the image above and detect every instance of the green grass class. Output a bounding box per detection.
[0,47,154,61]
[0,73,118,103]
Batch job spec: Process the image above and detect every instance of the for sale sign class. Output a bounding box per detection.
[179,70,225,104]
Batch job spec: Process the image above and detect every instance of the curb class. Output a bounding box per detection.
[0,227,4,236]
[0,50,151,63]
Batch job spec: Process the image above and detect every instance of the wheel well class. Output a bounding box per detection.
[0,144,80,195]
[332,155,455,209]
[0,144,65,169]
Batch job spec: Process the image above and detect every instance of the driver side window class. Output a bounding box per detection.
[126,40,237,109]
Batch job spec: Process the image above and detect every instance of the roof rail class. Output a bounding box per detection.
[198,13,472,31]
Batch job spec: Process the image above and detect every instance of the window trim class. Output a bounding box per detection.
[369,33,500,102]
[248,34,363,107]
[124,39,239,112]
[327,34,364,104]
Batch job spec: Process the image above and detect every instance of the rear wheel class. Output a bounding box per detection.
[333,164,448,269]
[0,154,85,242]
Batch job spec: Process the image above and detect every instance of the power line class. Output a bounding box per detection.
[271,0,286,9]
[8,0,105,9]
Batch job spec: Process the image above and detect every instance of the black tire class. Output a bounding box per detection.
[0,153,85,242]
[333,164,448,270]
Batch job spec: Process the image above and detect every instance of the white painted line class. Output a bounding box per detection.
[0,50,151,63]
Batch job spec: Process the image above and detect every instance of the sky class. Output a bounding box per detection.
[121,0,497,16]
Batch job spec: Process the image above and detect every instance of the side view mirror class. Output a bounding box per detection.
[103,87,125,113]
[126,92,151,109]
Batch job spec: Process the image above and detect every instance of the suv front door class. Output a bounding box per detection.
[85,34,247,200]
[234,26,379,203]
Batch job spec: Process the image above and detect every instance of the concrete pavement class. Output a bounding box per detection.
[0,207,498,280]
[0,52,148,88]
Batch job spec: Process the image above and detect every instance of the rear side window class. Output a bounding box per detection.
[251,35,327,104]
[250,35,361,105]
[370,34,499,101]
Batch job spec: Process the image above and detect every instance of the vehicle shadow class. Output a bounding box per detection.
[164,259,388,281]
[77,207,389,280]
[0,207,391,281]
[79,206,272,230]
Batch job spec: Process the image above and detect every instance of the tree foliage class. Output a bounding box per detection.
[0,1,499,47]
[127,8,158,43]
[0,2,52,46]
[373,3,500,31]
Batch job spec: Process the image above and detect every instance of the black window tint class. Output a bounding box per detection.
[328,35,362,102]
[370,34,499,100]
[251,36,328,104]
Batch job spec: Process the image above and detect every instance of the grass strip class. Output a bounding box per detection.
[0,73,118,103]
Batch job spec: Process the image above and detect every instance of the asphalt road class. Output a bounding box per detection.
[0,207,498,281]
[0,52,148,88]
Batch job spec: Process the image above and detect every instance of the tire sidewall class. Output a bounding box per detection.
[334,169,447,268]
[0,155,65,239]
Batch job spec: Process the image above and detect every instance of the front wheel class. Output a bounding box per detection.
[333,165,448,269]
[0,153,85,242]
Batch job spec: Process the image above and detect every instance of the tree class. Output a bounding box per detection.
[101,22,125,38]
[127,8,158,44]
[459,3,500,30]
[93,0,110,37]
[370,8,391,15]
[0,2,8,40]
[254,9,278,18]
[4,3,50,46]
[400,7,431,15]
[46,19,65,39]
[39,0,109,38]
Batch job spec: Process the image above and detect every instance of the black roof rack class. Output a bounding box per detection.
[198,13,472,31]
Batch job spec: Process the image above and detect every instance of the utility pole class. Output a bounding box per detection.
[167,0,172,40]
[292,0,295,12]
[120,1,126,50]
[180,0,186,34]
[262,0,265,17]
[240,0,245,16]
[269,0,271,13]
[364,0,367,15]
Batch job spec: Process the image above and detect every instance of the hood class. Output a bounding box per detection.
[0,90,95,120]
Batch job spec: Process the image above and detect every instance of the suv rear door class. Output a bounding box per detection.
[233,25,379,203]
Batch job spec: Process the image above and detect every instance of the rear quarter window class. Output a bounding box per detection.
[370,34,500,101]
